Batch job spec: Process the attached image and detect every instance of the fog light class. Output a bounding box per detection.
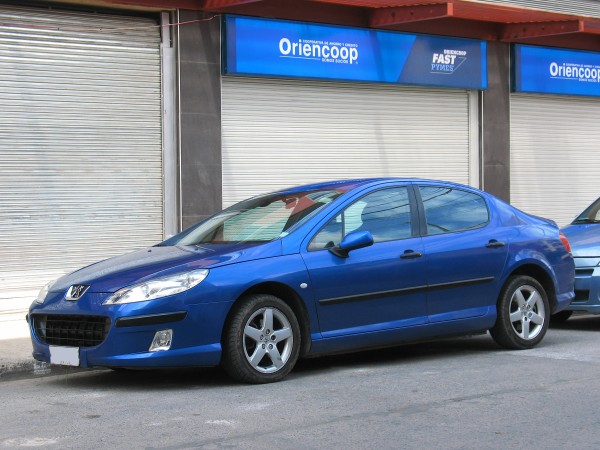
[149,329,173,352]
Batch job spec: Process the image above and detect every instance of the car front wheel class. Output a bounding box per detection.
[222,294,301,384]
[490,275,549,350]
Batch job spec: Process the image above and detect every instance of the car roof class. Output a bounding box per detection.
[273,178,475,194]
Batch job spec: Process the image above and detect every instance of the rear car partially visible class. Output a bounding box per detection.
[559,196,600,320]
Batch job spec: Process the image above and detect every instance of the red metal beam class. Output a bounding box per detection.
[315,0,578,23]
[450,1,574,23]
[370,3,452,27]
[583,20,600,35]
[378,17,500,41]
[101,0,203,9]
[309,0,448,7]
[502,20,583,41]
[96,0,600,50]
[502,19,600,49]
[198,0,368,27]
[202,0,263,8]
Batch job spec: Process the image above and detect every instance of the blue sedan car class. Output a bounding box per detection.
[30,179,574,383]
[558,196,600,320]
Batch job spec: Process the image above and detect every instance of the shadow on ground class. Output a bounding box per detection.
[550,313,600,332]
[36,316,600,390]
[42,332,501,390]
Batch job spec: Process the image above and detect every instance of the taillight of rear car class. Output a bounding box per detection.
[559,232,571,253]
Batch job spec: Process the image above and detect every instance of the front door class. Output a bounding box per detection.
[301,186,428,337]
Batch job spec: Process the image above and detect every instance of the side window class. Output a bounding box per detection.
[309,187,412,251]
[419,186,489,235]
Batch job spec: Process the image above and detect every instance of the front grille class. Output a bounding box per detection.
[33,314,110,347]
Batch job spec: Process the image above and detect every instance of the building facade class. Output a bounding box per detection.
[1,0,600,336]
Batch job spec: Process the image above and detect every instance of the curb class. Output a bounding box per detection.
[0,359,93,382]
[0,360,36,381]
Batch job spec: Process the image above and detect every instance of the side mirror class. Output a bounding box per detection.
[329,231,374,258]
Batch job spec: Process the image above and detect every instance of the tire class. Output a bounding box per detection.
[222,294,301,384]
[490,275,550,350]
[551,310,573,323]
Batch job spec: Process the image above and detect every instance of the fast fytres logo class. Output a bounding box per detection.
[431,49,467,74]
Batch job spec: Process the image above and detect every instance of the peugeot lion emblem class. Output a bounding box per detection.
[66,285,89,301]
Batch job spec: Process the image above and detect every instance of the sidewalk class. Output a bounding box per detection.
[0,337,38,381]
[0,337,89,381]
[0,310,49,381]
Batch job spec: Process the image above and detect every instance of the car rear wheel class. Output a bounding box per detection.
[222,294,301,384]
[490,275,549,349]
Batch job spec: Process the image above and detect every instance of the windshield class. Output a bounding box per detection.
[573,196,600,224]
[165,189,344,245]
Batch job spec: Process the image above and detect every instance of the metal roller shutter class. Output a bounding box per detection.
[511,94,600,226]
[480,0,600,18]
[0,6,163,316]
[222,77,473,207]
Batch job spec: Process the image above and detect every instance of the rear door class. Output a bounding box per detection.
[417,185,509,322]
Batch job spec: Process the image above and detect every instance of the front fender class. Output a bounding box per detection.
[188,254,317,340]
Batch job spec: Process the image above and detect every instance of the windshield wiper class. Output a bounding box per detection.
[572,218,600,224]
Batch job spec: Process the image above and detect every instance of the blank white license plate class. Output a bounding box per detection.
[49,346,80,367]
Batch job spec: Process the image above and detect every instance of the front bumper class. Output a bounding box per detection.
[564,258,600,314]
[29,291,230,369]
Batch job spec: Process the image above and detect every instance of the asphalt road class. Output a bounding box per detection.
[2,316,600,449]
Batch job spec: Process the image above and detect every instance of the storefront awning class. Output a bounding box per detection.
[198,0,600,51]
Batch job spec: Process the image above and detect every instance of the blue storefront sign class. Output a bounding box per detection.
[223,15,487,90]
[513,44,600,97]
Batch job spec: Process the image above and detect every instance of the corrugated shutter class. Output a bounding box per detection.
[222,77,471,207]
[0,5,163,304]
[480,0,600,18]
[511,94,600,226]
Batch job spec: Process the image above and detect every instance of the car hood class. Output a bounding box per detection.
[561,224,600,257]
[49,241,282,294]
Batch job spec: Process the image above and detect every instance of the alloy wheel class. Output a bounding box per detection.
[243,307,294,374]
[508,284,546,341]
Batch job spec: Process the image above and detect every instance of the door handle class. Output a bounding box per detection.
[400,250,423,259]
[486,239,505,248]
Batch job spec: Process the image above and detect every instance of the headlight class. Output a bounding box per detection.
[103,269,209,305]
[36,281,55,304]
